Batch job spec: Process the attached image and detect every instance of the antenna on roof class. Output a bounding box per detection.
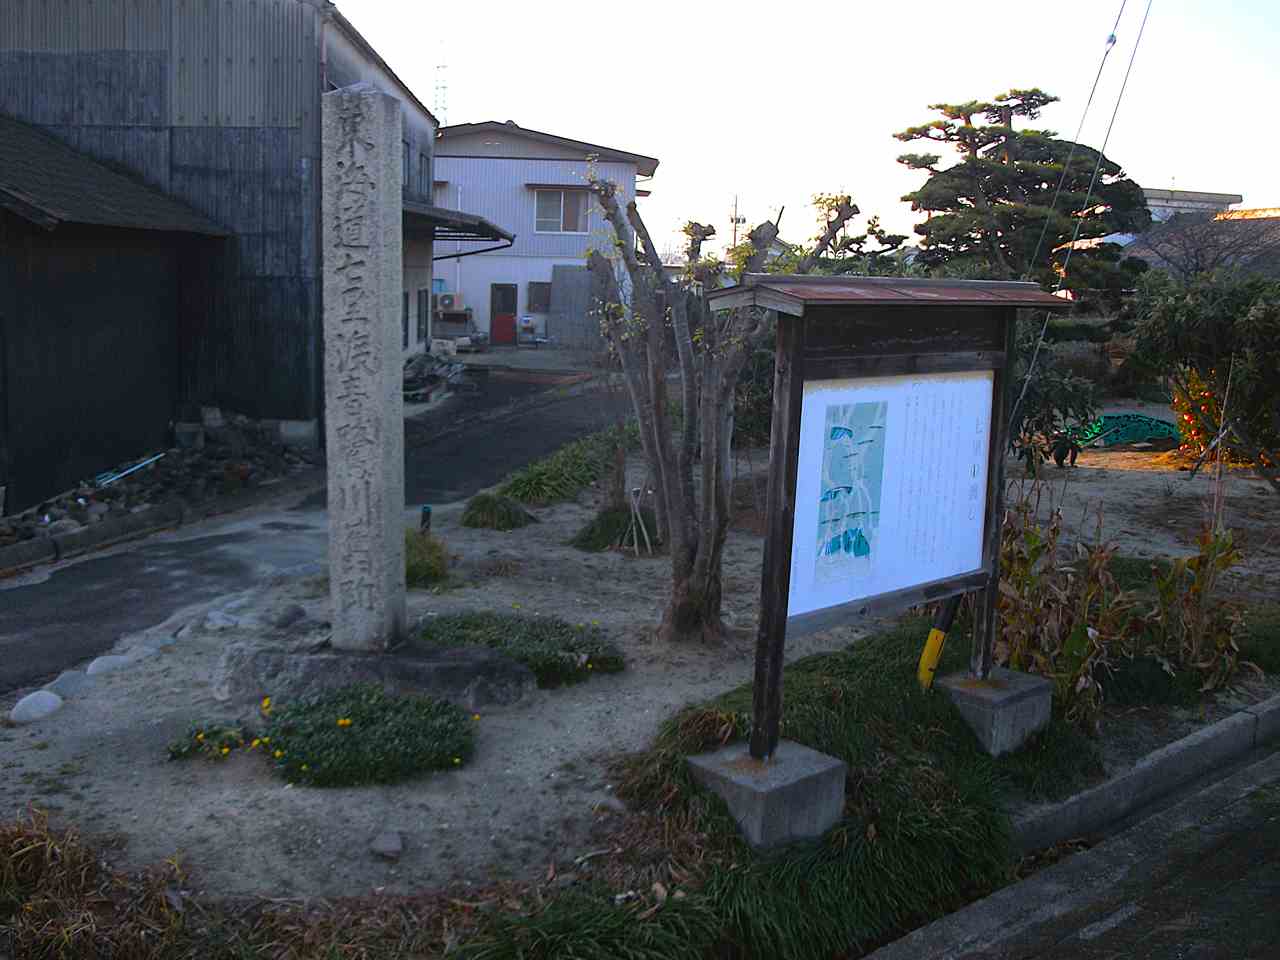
[433,54,449,126]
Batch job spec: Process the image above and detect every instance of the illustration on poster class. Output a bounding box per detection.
[815,400,887,583]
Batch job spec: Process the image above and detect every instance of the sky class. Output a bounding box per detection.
[345,0,1278,258]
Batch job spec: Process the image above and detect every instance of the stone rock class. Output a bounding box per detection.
[205,610,243,630]
[86,654,132,676]
[10,690,64,724]
[174,422,205,450]
[212,644,537,712]
[45,669,91,699]
[370,830,403,861]
[45,518,83,536]
[274,605,307,629]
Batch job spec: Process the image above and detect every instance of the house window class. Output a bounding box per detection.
[527,281,552,313]
[418,153,428,195]
[535,189,588,233]
[403,291,410,349]
[417,288,429,341]
[402,141,410,187]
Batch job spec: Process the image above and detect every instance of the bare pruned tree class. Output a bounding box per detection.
[1127,212,1280,281]
[585,179,855,642]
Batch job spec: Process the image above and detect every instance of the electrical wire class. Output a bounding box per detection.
[1024,0,1129,278]
[1010,0,1155,437]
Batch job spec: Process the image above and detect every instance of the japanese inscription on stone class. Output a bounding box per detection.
[321,84,406,650]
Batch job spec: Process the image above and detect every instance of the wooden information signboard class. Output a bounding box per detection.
[705,275,1071,760]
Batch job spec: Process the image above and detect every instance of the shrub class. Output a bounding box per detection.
[1144,528,1244,692]
[406,529,449,587]
[997,498,1140,728]
[501,423,639,504]
[1136,271,1280,470]
[996,488,1246,727]
[262,683,474,787]
[570,504,659,552]
[462,493,538,531]
[418,612,624,687]
[167,722,250,761]
[1047,316,1111,343]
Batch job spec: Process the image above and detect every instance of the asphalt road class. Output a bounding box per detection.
[0,383,628,695]
[1032,784,1280,959]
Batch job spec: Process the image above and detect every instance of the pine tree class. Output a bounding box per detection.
[896,88,1149,288]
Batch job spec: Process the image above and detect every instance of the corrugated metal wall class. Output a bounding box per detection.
[0,0,325,420]
[432,158,636,259]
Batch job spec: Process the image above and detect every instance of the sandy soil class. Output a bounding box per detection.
[1,446,1275,899]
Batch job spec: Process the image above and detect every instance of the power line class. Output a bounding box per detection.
[1011,0,1155,435]
[1024,0,1129,277]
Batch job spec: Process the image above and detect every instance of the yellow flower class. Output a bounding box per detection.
[472,713,481,721]
[301,764,309,772]
[261,737,270,745]
[453,757,461,765]
[195,732,205,742]
[250,739,261,749]
[587,663,593,670]
[274,750,284,760]
[336,717,352,728]
[220,746,230,756]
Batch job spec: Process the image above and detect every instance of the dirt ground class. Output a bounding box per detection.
[0,446,1276,900]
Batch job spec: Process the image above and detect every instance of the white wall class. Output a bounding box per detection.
[432,157,637,339]
[404,233,433,357]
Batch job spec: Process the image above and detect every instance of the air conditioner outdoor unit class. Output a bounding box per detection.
[437,292,464,312]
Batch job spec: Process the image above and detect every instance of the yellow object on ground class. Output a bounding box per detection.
[918,627,948,690]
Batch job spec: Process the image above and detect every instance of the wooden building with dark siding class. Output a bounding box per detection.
[0,115,227,512]
[0,0,509,511]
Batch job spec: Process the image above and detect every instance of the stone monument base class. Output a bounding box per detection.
[214,645,536,715]
[687,740,846,849]
[937,667,1052,757]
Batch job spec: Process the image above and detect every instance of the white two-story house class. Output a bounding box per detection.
[432,121,658,345]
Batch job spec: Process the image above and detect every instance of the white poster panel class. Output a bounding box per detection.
[787,370,994,619]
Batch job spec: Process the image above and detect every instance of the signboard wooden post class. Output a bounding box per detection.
[707,276,1071,761]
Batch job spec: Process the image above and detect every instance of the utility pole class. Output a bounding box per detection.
[730,194,746,248]
[433,58,449,126]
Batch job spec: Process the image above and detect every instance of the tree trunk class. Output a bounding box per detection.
[606,440,627,511]
[658,561,726,643]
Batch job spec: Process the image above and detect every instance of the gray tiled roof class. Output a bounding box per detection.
[0,114,227,236]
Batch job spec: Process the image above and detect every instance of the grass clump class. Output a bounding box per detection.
[1106,554,1173,595]
[464,617,1098,960]
[570,504,659,552]
[406,529,449,587]
[501,422,638,504]
[1,809,191,959]
[462,493,538,531]
[1240,603,1280,674]
[262,683,474,787]
[419,612,624,687]
[1,809,495,958]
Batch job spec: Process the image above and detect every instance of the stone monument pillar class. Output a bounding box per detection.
[321,83,406,651]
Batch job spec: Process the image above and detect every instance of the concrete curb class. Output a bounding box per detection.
[1011,692,1280,855]
[0,468,326,578]
[866,748,1280,960]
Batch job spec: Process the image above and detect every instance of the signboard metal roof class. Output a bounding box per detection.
[706,274,1072,316]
